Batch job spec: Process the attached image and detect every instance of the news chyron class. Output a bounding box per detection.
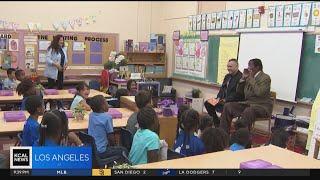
[10,146,92,176]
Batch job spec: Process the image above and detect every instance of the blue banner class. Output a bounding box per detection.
[32,147,92,169]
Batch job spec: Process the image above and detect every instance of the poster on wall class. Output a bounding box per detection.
[276,5,284,27]
[39,52,47,63]
[194,41,205,72]
[300,3,312,26]
[25,59,35,69]
[8,39,18,51]
[189,42,195,56]
[291,4,302,26]
[252,8,261,28]
[216,12,222,29]
[1,53,10,70]
[206,13,212,30]
[233,10,240,29]
[315,35,320,53]
[25,45,35,59]
[227,11,234,29]
[197,15,202,31]
[210,13,217,29]
[176,39,184,57]
[0,38,7,50]
[192,15,197,31]
[188,54,195,71]
[39,40,51,51]
[222,11,229,29]
[268,6,276,27]
[201,14,207,30]
[175,56,182,69]
[283,4,293,27]
[183,41,189,56]
[73,42,85,51]
[182,55,188,70]
[246,9,253,28]
[239,9,247,28]
[311,2,320,26]
[188,16,193,31]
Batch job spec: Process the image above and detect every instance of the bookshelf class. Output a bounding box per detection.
[123,51,167,79]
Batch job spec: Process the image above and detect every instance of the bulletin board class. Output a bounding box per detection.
[173,34,239,84]
[0,30,118,76]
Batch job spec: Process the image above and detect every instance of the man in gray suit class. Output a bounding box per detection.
[220,58,273,134]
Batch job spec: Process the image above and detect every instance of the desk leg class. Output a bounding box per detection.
[314,140,320,159]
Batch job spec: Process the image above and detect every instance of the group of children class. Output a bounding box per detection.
[3,67,291,167]
[124,89,291,166]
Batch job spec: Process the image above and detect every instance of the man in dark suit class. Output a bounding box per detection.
[220,58,273,134]
[204,59,243,127]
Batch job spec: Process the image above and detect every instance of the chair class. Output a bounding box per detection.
[251,91,277,137]
[314,138,320,159]
[158,78,177,102]
[167,148,185,160]
[89,80,101,91]
[14,133,23,146]
[119,128,133,152]
[78,132,128,168]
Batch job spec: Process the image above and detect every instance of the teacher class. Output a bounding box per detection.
[44,34,68,89]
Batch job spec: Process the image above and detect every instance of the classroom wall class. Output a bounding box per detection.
[0,1,160,51]
[166,1,317,117]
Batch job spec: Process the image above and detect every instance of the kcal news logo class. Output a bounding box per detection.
[10,147,32,169]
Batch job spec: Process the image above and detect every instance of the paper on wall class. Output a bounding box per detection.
[227,11,234,29]
[283,4,293,27]
[8,39,18,51]
[252,8,261,28]
[216,12,222,29]
[39,52,47,63]
[39,40,51,51]
[276,5,284,27]
[268,6,276,27]
[311,2,320,26]
[25,59,35,69]
[315,35,320,54]
[246,9,253,28]
[300,3,312,26]
[206,13,212,30]
[233,10,240,29]
[239,9,246,28]
[291,4,302,26]
[211,12,217,29]
[222,11,229,29]
[73,42,85,51]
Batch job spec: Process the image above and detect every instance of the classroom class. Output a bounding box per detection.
[0,1,320,175]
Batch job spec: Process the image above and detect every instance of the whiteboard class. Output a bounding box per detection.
[238,32,303,102]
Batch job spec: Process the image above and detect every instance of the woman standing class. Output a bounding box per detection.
[44,35,68,89]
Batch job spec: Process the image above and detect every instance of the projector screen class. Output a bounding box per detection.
[238,32,303,102]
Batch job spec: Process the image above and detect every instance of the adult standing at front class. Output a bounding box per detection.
[44,34,68,90]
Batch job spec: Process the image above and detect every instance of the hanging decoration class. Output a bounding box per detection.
[27,22,34,32]
[69,19,76,30]
[52,22,60,31]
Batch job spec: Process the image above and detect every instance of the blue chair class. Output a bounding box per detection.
[167,149,185,160]
[119,128,133,152]
[15,133,23,146]
[89,80,101,91]
[78,132,129,168]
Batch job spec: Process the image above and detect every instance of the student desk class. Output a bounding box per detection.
[0,108,133,136]
[0,89,111,103]
[135,145,320,169]
[120,96,178,149]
